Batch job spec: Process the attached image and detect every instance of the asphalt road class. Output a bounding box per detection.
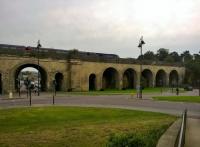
[1,92,200,118]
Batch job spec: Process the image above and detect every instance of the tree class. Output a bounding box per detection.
[181,51,193,64]
[164,55,174,63]
[169,52,181,62]
[156,48,169,61]
[184,51,200,86]
[138,51,155,61]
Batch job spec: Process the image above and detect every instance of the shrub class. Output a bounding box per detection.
[106,127,167,147]
[106,133,145,147]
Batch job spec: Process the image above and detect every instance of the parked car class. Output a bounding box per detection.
[183,85,193,91]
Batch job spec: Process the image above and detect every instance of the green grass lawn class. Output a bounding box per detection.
[0,106,176,147]
[57,87,178,96]
[153,96,200,103]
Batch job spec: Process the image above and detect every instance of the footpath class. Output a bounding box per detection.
[185,118,200,147]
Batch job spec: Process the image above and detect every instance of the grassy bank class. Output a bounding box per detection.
[0,106,176,147]
[57,87,175,96]
[153,96,200,103]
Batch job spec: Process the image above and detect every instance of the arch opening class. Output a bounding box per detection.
[169,70,179,87]
[123,68,136,89]
[14,64,47,92]
[102,67,119,89]
[156,70,167,87]
[55,73,64,91]
[142,69,153,87]
[89,74,96,91]
[0,73,2,94]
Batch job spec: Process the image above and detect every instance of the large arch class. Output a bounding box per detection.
[0,73,2,94]
[123,68,137,89]
[156,69,167,87]
[102,67,119,89]
[14,64,47,91]
[55,72,64,91]
[169,70,179,86]
[89,74,96,91]
[142,69,153,87]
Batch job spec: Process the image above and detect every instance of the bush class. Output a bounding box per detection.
[106,133,145,147]
[100,88,104,91]
[106,127,167,147]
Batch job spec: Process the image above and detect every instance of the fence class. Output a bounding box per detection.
[177,109,187,147]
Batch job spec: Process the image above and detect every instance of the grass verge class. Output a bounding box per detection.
[153,96,200,103]
[56,87,179,96]
[0,106,176,147]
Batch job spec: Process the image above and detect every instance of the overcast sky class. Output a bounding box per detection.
[0,0,199,58]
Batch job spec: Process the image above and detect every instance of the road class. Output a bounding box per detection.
[0,92,200,118]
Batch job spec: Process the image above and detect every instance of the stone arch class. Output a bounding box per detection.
[123,68,137,89]
[14,63,47,91]
[55,72,64,91]
[0,73,2,94]
[142,69,153,87]
[89,74,96,91]
[169,70,179,86]
[102,67,119,89]
[156,69,167,87]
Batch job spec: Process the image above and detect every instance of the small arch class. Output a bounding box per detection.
[142,69,153,87]
[89,74,96,91]
[102,67,119,89]
[156,69,167,87]
[123,68,137,89]
[14,64,47,91]
[55,72,64,91]
[0,73,2,94]
[169,70,179,86]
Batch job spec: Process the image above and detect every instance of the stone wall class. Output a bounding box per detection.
[0,45,185,94]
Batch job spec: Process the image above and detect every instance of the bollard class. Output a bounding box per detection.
[9,92,13,99]
[53,95,55,105]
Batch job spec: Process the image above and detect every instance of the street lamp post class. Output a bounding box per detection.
[138,36,145,99]
[53,80,57,105]
[17,78,21,97]
[160,79,163,94]
[197,80,200,96]
[28,79,32,106]
[37,40,42,96]
[25,78,29,99]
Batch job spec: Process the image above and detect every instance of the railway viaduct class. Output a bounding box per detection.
[0,44,185,94]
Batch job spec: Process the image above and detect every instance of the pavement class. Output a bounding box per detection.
[185,118,200,147]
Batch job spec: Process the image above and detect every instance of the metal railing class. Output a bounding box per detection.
[177,109,187,147]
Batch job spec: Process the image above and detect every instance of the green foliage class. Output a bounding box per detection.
[138,51,156,60]
[107,126,168,147]
[153,96,200,103]
[169,52,181,62]
[157,48,169,61]
[107,133,145,147]
[185,59,200,86]
[56,88,173,96]
[181,51,193,63]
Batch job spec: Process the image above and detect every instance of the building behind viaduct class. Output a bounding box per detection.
[0,44,185,94]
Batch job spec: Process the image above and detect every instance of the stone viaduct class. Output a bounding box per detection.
[0,44,185,94]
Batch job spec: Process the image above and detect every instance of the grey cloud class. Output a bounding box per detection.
[0,0,199,58]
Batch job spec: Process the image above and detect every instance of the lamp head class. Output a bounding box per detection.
[37,40,42,48]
